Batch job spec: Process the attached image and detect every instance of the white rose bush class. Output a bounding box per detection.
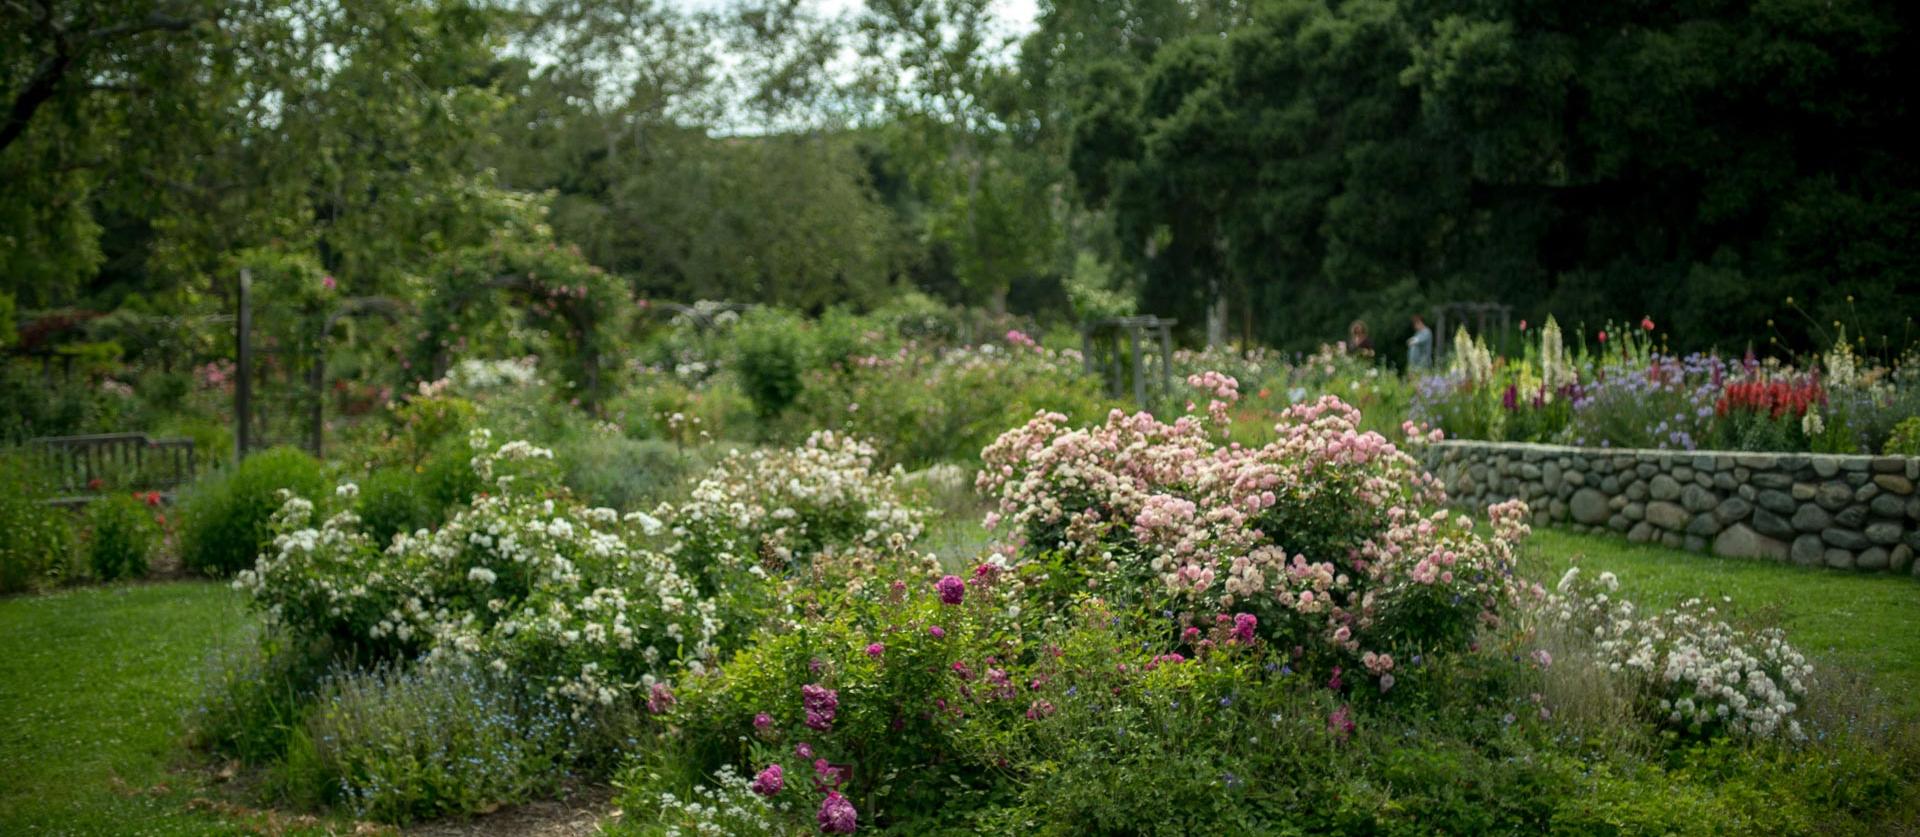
[236,431,718,715]
[659,430,925,590]
[1543,567,1812,740]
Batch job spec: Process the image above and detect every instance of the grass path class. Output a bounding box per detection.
[1527,528,1920,714]
[0,581,336,835]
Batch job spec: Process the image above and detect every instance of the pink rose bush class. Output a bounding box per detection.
[978,384,1531,683]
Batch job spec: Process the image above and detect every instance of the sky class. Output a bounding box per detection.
[652,0,1045,134]
[667,0,1041,38]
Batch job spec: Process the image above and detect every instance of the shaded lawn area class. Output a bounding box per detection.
[1526,528,1920,716]
[0,581,340,835]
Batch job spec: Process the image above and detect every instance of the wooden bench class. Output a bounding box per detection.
[26,433,199,507]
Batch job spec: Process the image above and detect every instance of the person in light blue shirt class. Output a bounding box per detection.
[1406,313,1433,370]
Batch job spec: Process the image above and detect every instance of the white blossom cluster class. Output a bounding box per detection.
[1542,567,1810,740]
[234,436,718,716]
[660,431,924,584]
[448,356,542,391]
[649,765,785,837]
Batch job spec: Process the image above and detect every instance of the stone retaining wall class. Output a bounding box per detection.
[1423,441,1920,577]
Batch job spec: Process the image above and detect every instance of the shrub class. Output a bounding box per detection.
[661,432,924,596]
[979,383,1527,679]
[0,453,77,592]
[1885,416,1920,455]
[288,661,576,823]
[353,466,435,547]
[733,308,811,419]
[233,431,717,714]
[86,493,160,581]
[189,633,333,764]
[556,434,707,512]
[620,553,1017,834]
[386,392,478,466]
[416,435,484,516]
[604,370,755,444]
[1537,567,1810,740]
[775,343,1115,468]
[179,446,325,576]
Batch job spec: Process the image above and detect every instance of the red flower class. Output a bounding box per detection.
[87,477,104,491]
[1640,316,1655,331]
[1597,330,1608,343]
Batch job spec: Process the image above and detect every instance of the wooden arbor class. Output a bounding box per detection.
[307,296,410,458]
[1432,302,1515,357]
[1080,316,1178,412]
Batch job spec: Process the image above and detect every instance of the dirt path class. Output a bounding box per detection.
[404,787,617,837]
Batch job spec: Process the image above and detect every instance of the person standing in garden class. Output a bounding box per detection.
[1407,314,1434,370]
[1348,320,1375,355]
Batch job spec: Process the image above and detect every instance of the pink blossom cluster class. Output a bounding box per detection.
[978,385,1530,677]
[802,683,840,731]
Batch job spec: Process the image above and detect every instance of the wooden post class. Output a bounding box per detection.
[235,268,252,465]
[1128,324,1146,411]
[308,352,326,458]
[1157,322,1173,411]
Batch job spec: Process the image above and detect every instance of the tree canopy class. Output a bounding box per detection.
[3,0,1915,355]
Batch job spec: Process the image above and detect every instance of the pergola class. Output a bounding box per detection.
[1080,315,1178,412]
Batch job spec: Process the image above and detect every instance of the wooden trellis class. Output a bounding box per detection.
[1080,316,1178,412]
[307,296,410,458]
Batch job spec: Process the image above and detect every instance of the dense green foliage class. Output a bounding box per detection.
[178,446,325,576]
[10,0,1911,363]
[0,456,75,593]
[1070,0,1920,352]
[84,492,158,581]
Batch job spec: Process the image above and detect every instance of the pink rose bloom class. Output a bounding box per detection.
[866,642,885,659]
[936,575,966,605]
[818,790,859,834]
[750,763,783,796]
[646,682,675,714]
[1328,704,1356,741]
[802,684,839,732]
[1231,612,1258,643]
[928,625,946,638]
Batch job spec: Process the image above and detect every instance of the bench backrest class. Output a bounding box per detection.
[26,433,199,504]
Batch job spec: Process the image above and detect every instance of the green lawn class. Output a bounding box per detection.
[0,582,338,835]
[1526,528,1920,715]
